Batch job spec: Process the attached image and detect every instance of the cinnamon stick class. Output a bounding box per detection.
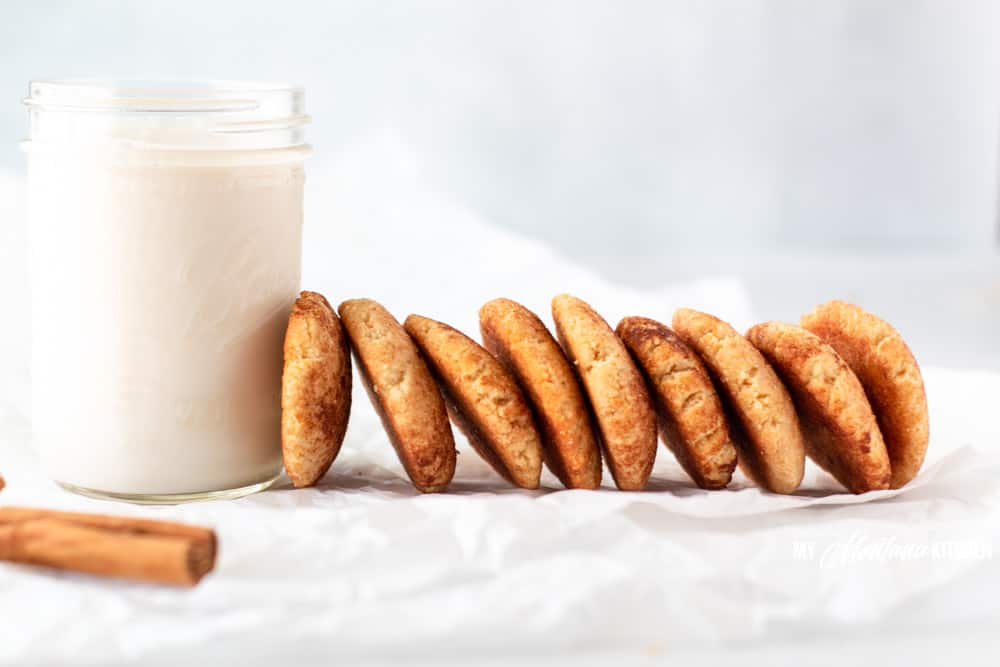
[0,506,216,586]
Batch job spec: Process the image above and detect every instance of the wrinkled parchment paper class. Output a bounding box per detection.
[1,140,998,665]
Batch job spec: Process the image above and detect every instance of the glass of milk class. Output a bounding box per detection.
[23,80,308,502]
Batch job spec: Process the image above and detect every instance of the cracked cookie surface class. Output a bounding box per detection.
[404,314,543,489]
[480,298,602,489]
[281,291,353,487]
[747,321,890,494]
[552,294,657,491]
[672,308,805,494]
[339,299,456,492]
[617,316,737,490]
[801,300,929,488]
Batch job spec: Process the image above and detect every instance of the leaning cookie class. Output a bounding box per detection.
[552,295,657,491]
[747,321,891,494]
[281,291,353,488]
[801,300,929,488]
[480,298,602,489]
[404,314,543,489]
[672,308,805,494]
[339,299,457,493]
[616,316,738,490]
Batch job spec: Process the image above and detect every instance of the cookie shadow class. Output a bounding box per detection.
[278,471,564,497]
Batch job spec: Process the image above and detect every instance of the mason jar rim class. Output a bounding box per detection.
[23,79,310,156]
[24,79,306,115]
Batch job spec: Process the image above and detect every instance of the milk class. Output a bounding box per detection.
[24,80,308,500]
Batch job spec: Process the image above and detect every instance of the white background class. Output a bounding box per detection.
[1,0,999,255]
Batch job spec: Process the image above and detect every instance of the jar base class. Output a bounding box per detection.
[55,473,281,505]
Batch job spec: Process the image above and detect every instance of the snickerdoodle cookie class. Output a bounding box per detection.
[404,314,543,489]
[616,316,738,490]
[551,295,657,491]
[281,291,353,487]
[338,299,456,493]
[747,321,891,494]
[672,308,805,494]
[480,298,602,489]
[801,300,929,488]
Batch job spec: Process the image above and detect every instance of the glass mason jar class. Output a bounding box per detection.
[23,80,309,503]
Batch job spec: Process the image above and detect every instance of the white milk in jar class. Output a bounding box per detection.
[24,80,309,502]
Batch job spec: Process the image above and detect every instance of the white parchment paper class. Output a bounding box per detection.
[1,139,998,665]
